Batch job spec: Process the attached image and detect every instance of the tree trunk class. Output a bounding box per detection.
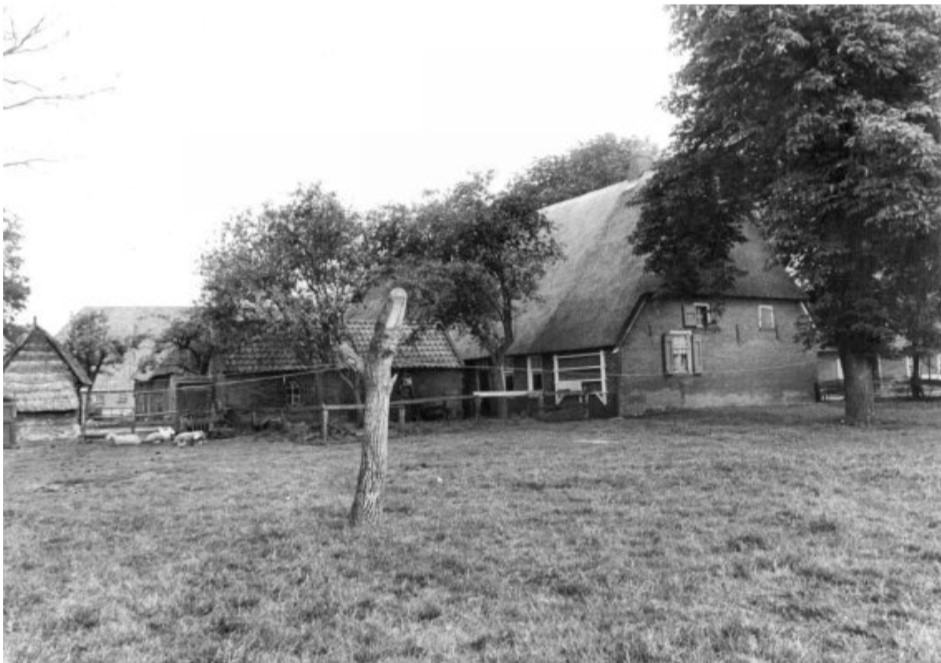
[313,371,326,408]
[349,288,408,528]
[490,352,508,420]
[841,349,875,426]
[910,354,924,400]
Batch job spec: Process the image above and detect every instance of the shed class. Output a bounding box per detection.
[3,324,92,444]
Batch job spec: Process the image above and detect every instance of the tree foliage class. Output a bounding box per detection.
[200,183,378,384]
[631,5,941,423]
[371,172,563,356]
[3,212,30,341]
[138,311,217,377]
[62,309,135,388]
[510,133,658,207]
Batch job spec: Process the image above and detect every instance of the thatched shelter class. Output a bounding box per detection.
[3,324,92,444]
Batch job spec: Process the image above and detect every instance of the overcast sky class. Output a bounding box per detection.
[5,1,682,334]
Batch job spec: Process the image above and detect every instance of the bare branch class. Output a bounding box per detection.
[3,16,49,57]
[3,157,57,169]
[3,85,114,111]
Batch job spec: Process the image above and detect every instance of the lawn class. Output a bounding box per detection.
[4,401,941,662]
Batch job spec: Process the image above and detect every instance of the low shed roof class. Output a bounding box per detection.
[221,321,463,375]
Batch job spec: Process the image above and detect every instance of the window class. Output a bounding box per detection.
[286,380,301,406]
[526,356,543,391]
[552,351,608,404]
[92,393,105,405]
[663,332,704,375]
[758,305,775,330]
[500,366,515,391]
[683,303,712,329]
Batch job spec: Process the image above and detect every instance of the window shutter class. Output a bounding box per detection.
[662,334,674,375]
[692,334,704,374]
[682,305,699,328]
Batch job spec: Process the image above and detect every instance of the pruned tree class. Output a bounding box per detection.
[630,5,941,425]
[3,212,30,342]
[349,287,408,526]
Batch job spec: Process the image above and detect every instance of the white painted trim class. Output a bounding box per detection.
[758,304,775,330]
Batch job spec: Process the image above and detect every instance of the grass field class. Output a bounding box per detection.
[4,401,941,662]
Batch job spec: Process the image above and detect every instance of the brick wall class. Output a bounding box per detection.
[619,298,816,415]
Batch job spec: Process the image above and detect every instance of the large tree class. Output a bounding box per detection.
[631,6,941,425]
[3,212,30,342]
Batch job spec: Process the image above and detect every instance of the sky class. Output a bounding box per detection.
[4,1,682,334]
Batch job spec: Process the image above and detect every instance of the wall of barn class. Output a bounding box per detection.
[619,298,816,415]
[215,368,464,423]
[394,368,465,419]
[217,372,349,412]
[4,336,80,413]
[15,412,81,445]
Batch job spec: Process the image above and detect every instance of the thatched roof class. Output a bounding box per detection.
[3,325,91,412]
[220,321,463,375]
[507,176,805,356]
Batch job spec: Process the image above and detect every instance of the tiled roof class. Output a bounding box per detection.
[221,321,462,374]
[346,321,463,369]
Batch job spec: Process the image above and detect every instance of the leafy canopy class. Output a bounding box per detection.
[368,171,563,358]
[3,212,30,341]
[62,309,136,386]
[200,183,377,369]
[632,6,941,357]
[510,133,658,208]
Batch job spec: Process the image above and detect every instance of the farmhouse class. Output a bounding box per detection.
[213,321,465,422]
[496,176,817,416]
[3,324,92,443]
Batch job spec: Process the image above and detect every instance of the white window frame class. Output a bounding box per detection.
[758,305,775,331]
[552,350,607,405]
[526,355,543,392]
[663,331,704,376]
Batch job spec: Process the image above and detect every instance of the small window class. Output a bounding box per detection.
[286,380,301,406]
[503,368,515,391]
[683,303,712,329]
[758,305,775,330]
[526,355,544,392]
[92,393,105,404]
[116,393,128,404]
[663,332,704,375]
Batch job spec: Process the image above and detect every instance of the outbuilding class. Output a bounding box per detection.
[3,324,92,444]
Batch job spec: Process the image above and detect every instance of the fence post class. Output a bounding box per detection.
[321,407,329,441]
[398,405,406,427]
